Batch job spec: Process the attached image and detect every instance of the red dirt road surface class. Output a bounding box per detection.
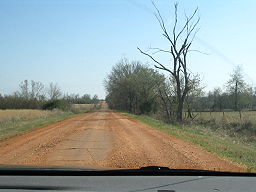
[0,110,245,171]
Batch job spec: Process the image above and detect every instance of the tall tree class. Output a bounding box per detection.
[226,65,247,111]
[208,87,223,112]
[138,2,200,122]
[30,80,45,100]
[19,80,29,99]
[105,58,162,114]
[48,82,62,100]
[185,75,203,118]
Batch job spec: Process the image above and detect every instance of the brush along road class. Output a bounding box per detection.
[0,110,245,171]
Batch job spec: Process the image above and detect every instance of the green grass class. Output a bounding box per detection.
[0,110,79,140]
[123,112,256,172]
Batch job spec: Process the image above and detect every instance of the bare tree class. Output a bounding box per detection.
[31,80,45,100]
[19,80,29,99]
[48,82,62,100]
[138,2,200,122]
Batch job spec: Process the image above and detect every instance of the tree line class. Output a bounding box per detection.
[105,59,256,123]
[0,80,99,110]
[192,66,256,112]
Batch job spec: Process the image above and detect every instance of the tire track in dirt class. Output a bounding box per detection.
[0,110,246,172]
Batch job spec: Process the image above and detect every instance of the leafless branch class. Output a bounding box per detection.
[187,16,200,38]
[148,47,172,54]
[189,27,200,45]
[152,1,174,46]
[175,7,198,42]
[137,47,174,76]
[173,3,178,41]
[188,49,209,55]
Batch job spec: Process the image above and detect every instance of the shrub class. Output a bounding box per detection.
[42,100,71,111]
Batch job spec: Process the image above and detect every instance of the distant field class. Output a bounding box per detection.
[192,111,256,142]
[0,109,55,122]
[0,109,74,140]
[100,101,108,109]
[71,104,94,113]
[193,111,256,124]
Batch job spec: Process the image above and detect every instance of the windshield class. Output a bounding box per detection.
[0,0,255,173]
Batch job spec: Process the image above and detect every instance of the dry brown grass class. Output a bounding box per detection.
[194,111,256,124]
[0,109,73,140]
[71,104,94,113]
[188,111,256,146]
[0,109,57,123]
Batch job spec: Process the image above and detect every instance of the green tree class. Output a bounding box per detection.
[105,58,162,114]
[226,65,247,111]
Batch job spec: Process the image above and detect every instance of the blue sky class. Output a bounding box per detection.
[1,0,256,99]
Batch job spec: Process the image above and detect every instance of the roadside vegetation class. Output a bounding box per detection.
[0,109,73,140]
[0,79,100,140]
[192,111,256,144]
[0,80,100,111]
[124,112,256,172]
[105,59,256,142]
[0,104,97,140]
[105,2,256,171]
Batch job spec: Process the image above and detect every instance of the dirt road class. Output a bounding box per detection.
[0,110,245,171]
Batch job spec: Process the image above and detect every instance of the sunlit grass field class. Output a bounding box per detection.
[0,109,73,140]
[0,109,56,122]
[0,105,96,140]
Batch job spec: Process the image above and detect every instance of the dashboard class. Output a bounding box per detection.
[0,175,255,192]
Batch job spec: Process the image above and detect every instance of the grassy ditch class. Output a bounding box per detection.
[123,112,256,172]
[191,111,256,144]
